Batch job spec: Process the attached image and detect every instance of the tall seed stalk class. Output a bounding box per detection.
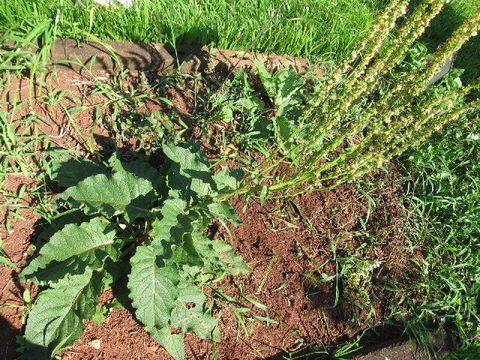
[228,0,480,198]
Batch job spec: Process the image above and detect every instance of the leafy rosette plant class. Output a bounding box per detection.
[20,143,248,360]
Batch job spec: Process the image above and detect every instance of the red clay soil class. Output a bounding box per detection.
[0,209,39,360]
[0,69,416,360]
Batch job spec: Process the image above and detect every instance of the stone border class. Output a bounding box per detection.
[16,39,322,77]
[6,39,452,85]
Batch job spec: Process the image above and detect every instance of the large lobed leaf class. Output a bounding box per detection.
[128,245,180,330]
[254,60,304,145]
[51,157,107,188]
[170,283,218,341]
[212,167,243,192]
[23,270,103,359]
[108,152,163,189]
[21,218,116,284]
[128,245,219,360]
[23,144,248,360]
[163,143,243,199]
[151,197,188,246]
[163,143,215,197]
[149,327,185,360]
[151,197,203,267]
[191,231,249,277]
[207,201,241,226]
[59,169,155,222]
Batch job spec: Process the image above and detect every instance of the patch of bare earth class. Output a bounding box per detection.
[0,177,40,360]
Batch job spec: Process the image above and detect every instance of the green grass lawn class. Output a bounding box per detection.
[396,116,480,346]
[1,0,477,77]
[424,0,480,81]
[0,0,386,63]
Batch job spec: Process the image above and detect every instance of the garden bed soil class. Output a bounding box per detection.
[1,67,417,360]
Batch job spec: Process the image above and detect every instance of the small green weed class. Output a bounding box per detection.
[335,254,381,314]
[89,70,188,152]
[278,334,362,360]
[0,107,54,229]
[305,242,381,324]
[0,238,16,268]
[209,64,312,157]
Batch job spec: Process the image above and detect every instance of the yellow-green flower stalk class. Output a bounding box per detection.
[229,0,480,198]
[346,0,447,104]
[303,0,409,118]
[376,8,480,114]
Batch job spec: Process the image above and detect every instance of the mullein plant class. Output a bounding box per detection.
[230,0,480,197]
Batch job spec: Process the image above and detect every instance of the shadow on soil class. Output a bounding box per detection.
[0,315,20,360]
[0,314,57,359]
[265,323,458,360]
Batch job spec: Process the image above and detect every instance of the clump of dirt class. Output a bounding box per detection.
[0,69,417,360]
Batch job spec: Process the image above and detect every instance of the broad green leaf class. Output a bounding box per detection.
[51,157,107,188]
[151,197,188,245]
[128,245,180,330]
[129,245,219,359]
[212,240,249,275]
[273,67,304,117]
[108,153,163,189]
[162,143,215,197]
[274,116,294,142]
[256,61,304,112]
[207,201,241,226]
[254,60,276,98]
[36,210,85,242]
[21,218,116,284]
[149,327,185,360]
[236,94,264,113]
[59,170,154,221]
[170,283,218,341]
[23,270,103,359]
[192,232,249,276]
[257,63,304,115]
[212,167,243,192]
[169,234,204,267]
[151,198,207,268]
[162,143,211,174]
